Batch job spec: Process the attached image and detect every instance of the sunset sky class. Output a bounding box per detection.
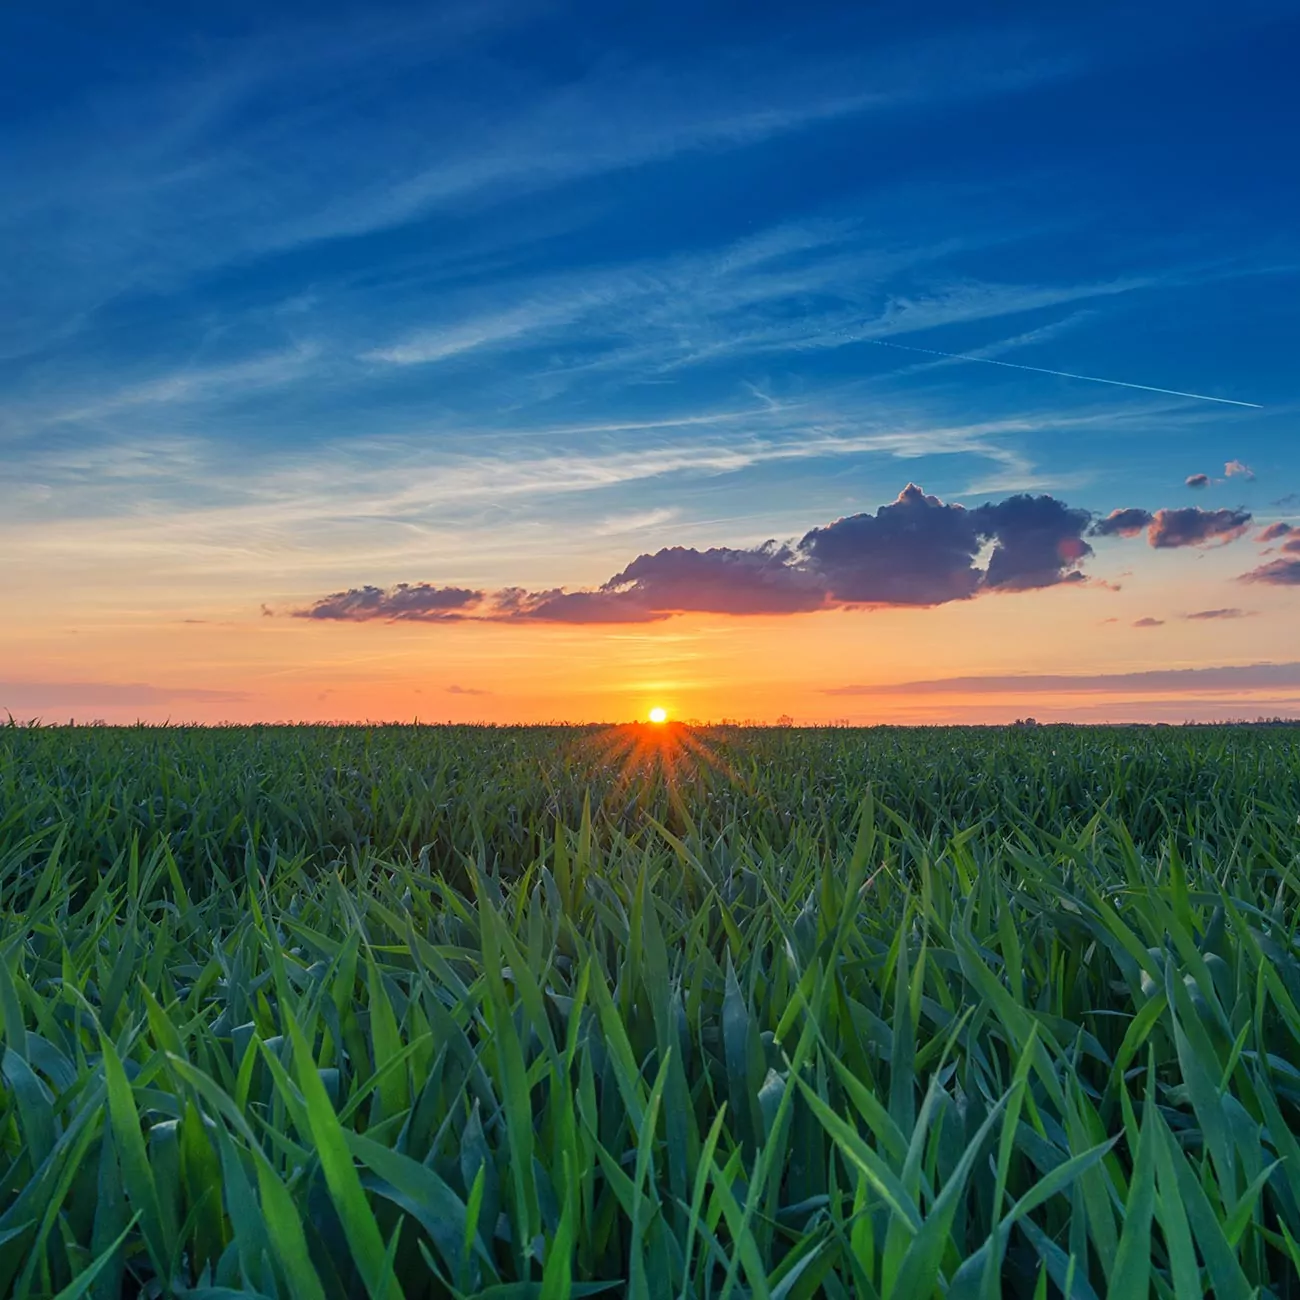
[3,1,1297,725]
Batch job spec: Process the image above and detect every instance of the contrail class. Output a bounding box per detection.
[860,337,1263,408]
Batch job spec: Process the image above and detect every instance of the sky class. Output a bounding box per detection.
[2,0,1298,725]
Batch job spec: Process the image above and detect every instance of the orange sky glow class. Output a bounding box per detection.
[5,534,1296,725]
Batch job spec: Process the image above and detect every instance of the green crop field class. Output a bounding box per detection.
[1,721,1299,1299]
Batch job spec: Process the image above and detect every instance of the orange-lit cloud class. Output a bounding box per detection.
[294,484,1267,631]
[1092,505,1253,548]
[1240,558,1300,586]
[293,483,1105,626]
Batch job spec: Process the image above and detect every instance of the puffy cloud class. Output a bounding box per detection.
[971,493,1092,591]
[799,484,1091,607]
[598,542,827,615]
[1091,508,1153,539]
[1225,459,1255,480]
[1148,507,1252,549]
[1285,538,1300,555]
[295,583,483,621]
[1185,473,1210,488]
[1133,617,1164,627]
[446,684,491,695]
[293,484,1098,627]
[1095,505,1252,548]
[1185,608,1252,620]
[800,485,983,605]
[521,483,1095,622]
[497,586,667,623]
[1240,558,1300,586]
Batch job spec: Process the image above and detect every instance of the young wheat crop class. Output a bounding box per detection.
[0,721,1297,1297]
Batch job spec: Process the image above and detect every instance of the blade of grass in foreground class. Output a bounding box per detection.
[281,1010,401,1300]
[99,1029,175,1279]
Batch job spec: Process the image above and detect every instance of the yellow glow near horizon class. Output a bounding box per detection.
[648,706,668,724]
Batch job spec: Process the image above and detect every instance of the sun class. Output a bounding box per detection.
[648,706,668,724]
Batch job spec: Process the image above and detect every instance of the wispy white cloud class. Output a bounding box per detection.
[0,400,1157,607]
[0,14,1074,357]
[359,225,1157,388]
[854,336,1263,408]
[878,310,1096,379]
[33,344,322,428]
[361,294,617,366]
[276,37,1072,250]
[291,90,881,249]
[592,508,680,536]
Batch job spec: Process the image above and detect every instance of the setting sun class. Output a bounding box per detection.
[648,706,668,724]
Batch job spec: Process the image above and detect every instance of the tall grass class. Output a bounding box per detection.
[0,721,1298,1296]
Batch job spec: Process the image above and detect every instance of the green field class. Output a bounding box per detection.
[2,721,1299,1298]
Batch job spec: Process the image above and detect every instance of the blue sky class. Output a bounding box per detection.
[2,0,1297,722]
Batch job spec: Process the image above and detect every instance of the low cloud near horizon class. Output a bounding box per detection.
[291,483,1256,627]
[824,662,1300,696]
[0,681,249,710]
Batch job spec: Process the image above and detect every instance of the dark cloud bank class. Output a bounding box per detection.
[293,484,1272,626]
